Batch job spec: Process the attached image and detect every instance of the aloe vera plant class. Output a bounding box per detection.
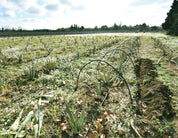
[65,97,87,134]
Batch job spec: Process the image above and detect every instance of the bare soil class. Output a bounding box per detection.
[134,58,175,137]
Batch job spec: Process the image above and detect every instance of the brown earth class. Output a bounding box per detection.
[135,58,158,82]
[135,58,174,119]
[134,58,176,137]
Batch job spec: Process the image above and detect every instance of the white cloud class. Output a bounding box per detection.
[0,0,173,29]
[64,0,139,27]
[3,10,16,17]
[71,4,85,11]
[26,6,41,15]
[1,0,37,10]
[58,0,71,6]
[6,0,29,7]
[21,18,42,22]
[124,1,172,26]
[20,18,47,29]
[45,4,60,11]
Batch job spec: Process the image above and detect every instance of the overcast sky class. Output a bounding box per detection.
[0,0,173,30]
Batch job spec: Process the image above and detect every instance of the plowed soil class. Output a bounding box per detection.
[135,58,174,119]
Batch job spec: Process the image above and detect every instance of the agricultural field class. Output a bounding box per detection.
[0,33,177,137]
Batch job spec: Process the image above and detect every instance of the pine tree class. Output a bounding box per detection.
[162,0,178,36]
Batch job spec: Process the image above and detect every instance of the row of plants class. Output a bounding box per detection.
[0,35,141,137]
[151,37,177,65]
[0,34,176,137]
[72,37,141,137]
[0,35,127,78]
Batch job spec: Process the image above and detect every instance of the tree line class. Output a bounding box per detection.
[67,23,163,32]
[0,23,163,37]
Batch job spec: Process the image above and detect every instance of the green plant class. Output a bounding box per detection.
[24,64,37,80]
[76,51,80,59]
[42,58,57,74]
[46,47,53,56]
[157,128,163,137]
[95,82,103,95]
[0,75,8,92]
[97,71,114,87]
[24,39,30,52]
[117,53,128,72]
[142,78,150,85]
[65,97,87,134]
[16,53,23,63]
[0,53,9,66]
[24,45,28,53]
[151,37,169,56]
[165,121,174,132]
[42,43,53,56]
[0,95,48,138]
[92,45,96,54]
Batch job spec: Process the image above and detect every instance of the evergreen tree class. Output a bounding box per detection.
[162,0,178,36]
